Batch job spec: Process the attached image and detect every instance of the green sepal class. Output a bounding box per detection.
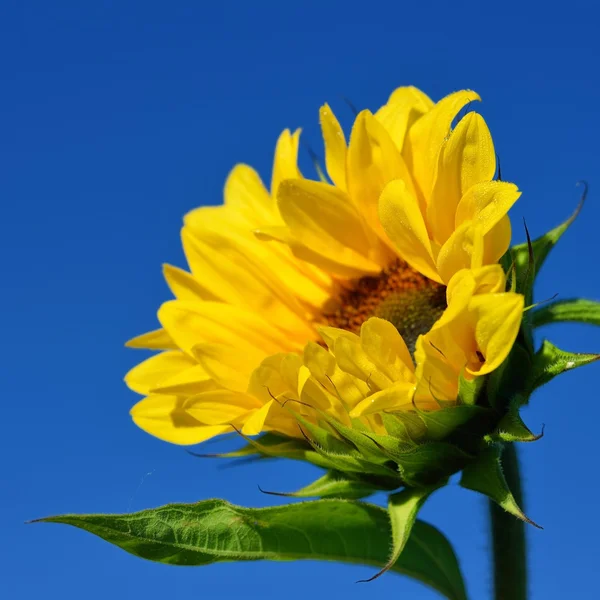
[188,432,308,461]
[381,411,427,442]
[396,442,474,487]
[295,415,400,479]
[457,371,485,406]
[258,470,391,500]
[415,404,495,444]
[359,430,473,487]
[359,482,445,582]
[460,445,541,528]
[532,298,600,329]
[486,342,533,410]
[489,397,544,443]
[527,339,600,394]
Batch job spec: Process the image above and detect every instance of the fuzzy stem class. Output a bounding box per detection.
[489,444,527,600]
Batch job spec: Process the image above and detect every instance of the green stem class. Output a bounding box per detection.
[489,444,527,600]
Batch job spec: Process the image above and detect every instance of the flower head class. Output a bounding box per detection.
[125,86,524,479]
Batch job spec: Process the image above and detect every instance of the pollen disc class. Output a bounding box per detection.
[322,259,447,354]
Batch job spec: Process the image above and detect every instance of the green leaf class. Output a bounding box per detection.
[460,445,540,528]
[532,298,600,328]
[34,499,468,600]
[359,483,445,582]
[528,340,600,393]
[258,470,388,500]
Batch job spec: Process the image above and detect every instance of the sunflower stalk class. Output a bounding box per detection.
[489,444,527,600]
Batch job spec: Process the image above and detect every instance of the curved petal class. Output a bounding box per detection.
[405,90,481,199]
[320,103,347,190]
[455,181,520,234]
[271,128,302,198]
[375,86,433,152]
[349,382,415,417]
[436,221,485,284]
[158,300,291,356]
[277,179,384,275]
[483,215,512,265]
[125,350,196,395]
[130,394,232,445]
[185,390,261,426]
[379,179,441,283]
[468,292,524,376]
[163,264,220,303]
[192,342,266,392]
[428,112,496,244]
[125,328,177,350]
[347,110,417,239]
[360,317,415,381]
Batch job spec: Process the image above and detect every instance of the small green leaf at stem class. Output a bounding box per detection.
[532,298,600,328]
[32,499,467,600]
[358,483,445,583]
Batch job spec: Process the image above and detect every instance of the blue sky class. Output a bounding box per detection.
[4,1,600,598]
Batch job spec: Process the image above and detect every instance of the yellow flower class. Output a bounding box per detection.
[125,86,524,446]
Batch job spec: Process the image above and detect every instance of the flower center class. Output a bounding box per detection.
[321,259,447,354]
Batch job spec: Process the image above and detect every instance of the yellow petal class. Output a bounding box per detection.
[379,179,441,283]
[347,110,417,238]
[317,325,358,351]
[277,179,383,276]
[413,333,462,404]
[428,112,496,244]
[242,400,274,436]
[436,221,484,284]
[303,340,369,409]
[455,181,520,234]
[158,300,290,356]
[320,103,347,190]
[468,293,524,376]
[126,328,177,350]
[247,353,302,406]
[375,86,433,152]
[439,265,507,328]
[483,215,512,265]
[185,390,261,426]
[271,128,302,198]
[349,382,415,417]
[405,90,481,199]
[125,351,196,395]
[130,394,231,445]
[163,264,220,303]
[192,342,265,392]
[151,364,217,396]
[360,317,415,382]
[333,336,392,390]
[181,228,246,304]
[223,164,278,226]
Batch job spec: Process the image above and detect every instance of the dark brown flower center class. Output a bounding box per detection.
[321,259,447,354]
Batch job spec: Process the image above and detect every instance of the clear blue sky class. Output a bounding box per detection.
[4,2,600,598]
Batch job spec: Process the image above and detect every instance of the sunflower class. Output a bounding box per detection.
[125,87,524,446]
